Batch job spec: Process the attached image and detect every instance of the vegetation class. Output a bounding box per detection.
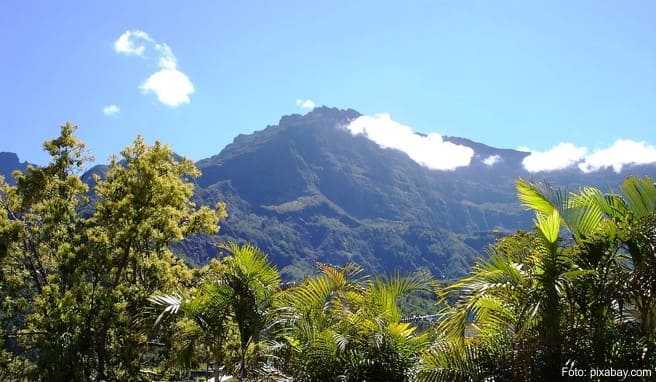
[2,125,656,380]
[0,124,226,380]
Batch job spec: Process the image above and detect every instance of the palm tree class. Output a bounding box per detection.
[531,176,656,340]
[149,242,282,381]
[574,177,656,336]
[421,179,600,380]
[281,263,432,381]
[149,279,233,379]
[420,233,550,381]
[220,242,282,381]
[278,263,367,381]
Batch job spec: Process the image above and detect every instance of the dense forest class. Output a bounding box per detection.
[2,124,656,381]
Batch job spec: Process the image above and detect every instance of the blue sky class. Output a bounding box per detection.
[1,1,655,167]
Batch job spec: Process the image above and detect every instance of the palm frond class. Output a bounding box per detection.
[221,242,281,292]
[621,177,656,219]
[149,294,183,325]
[516,178,563,216]
[417,339,484,382]
[369,272,433,322]
[536,209,561,245]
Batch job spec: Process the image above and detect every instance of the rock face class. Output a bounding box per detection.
[189,107,494,279]
[0,152,29,184]
[5,107,656,279]
[183,107,656,279]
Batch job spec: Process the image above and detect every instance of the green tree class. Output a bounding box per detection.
[0,122,94,379]
[150,242,282,381]
[281,263,431,381]
[421,177,656,381]
[0,125,227,380]
[85,136,226,379]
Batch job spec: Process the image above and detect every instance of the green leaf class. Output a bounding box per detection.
[536,209,560,244]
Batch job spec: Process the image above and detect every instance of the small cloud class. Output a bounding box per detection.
[114,30,152,56]
[579,139,656,173]
[522,143,587,172]
[102,104,120,116]
[114,30,194,107]
[482,154,501,166]
[516,146,531,152]
[296,99,316,110]
[346,113,474,170]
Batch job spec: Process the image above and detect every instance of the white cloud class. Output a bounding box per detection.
[140,69,194,107]
[154,42,177,69]
[521,139,656,173]
[579,139,656,173]
[114,30,194,107]
[346,113,474,170]
[102,104,120,116]
[114,30,152,56]
[522,143,587,172]
[296,99,316,110]
[482,154,501,166]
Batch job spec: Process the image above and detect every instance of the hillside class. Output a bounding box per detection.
[179,107,656,279]
[4,107,656,280]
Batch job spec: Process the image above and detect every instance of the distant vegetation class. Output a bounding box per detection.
[2,125,656,381]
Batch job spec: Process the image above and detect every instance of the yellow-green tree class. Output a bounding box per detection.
[0,124,226,380]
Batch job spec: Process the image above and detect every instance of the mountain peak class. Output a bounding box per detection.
[279,106,361,127]
[0,151,20,163]
[0,152,29,184]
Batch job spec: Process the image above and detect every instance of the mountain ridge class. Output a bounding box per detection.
[0,152,30,185]
[3,106,656,279]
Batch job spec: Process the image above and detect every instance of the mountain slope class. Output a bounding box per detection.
[187,108,499,278]
[178,107,656,279]
[5,108,656,280]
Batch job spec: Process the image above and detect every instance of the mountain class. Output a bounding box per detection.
[0,152,29,184]
[4,107,656,279]
[180,107,656,279]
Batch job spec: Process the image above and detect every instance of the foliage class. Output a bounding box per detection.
[0,124,226,380]
[276,263,432,381]
[418,177,656,381]
[3,123,656,381]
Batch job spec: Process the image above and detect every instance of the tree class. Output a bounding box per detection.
[421,177,656,381]
[85,136,226,379]
[0,125,227,380]
[281,263,432,381]
[150,242,282,381]
[0,122,94,379]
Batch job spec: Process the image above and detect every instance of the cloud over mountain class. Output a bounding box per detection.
[522,139,656,173]
[521,142,587,172]
[483,154,501,166]
[345,113,474,171]
[579,139,656,173]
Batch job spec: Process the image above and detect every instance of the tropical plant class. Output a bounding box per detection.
[420,177,656,381]
[280,263,432,381]
[150,242,283,381]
